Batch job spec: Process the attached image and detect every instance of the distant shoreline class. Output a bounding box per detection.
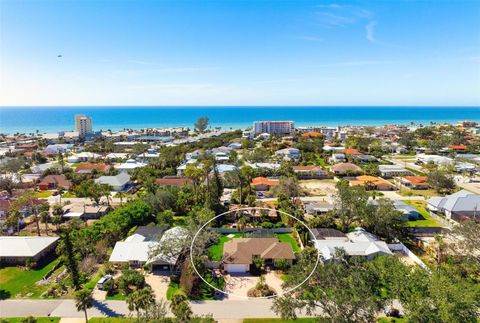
[1,106,479,135]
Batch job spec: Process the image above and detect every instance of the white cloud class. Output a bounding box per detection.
[366,21,377,43]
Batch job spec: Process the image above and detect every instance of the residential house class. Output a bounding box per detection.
[349,175,396,191]
[222,238,295,273]
[304,201,334,216]
[62,203,109,220]
[344,148,361,156]
[330,162,362,175]
[378,165,412,178]
[329,153,346,164]
[427,190,480,222]
[393,200,420,220]
[75,163,111,175]
[292,166,330,179]
[275,148,300,161]
[351,154,378,163]
[400,176,429,190]
[38,175,72,191]
[155,176,193,188]
[115,159,147,173]
[67,152,102,163]
[313,227,392,261]
[109,227,188,271]
[0,236,60,265]
[251,177,280,191]
[95,173,132,192]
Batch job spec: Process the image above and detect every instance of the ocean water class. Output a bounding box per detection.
[0,106,479,134]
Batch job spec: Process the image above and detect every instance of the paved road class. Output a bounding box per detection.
[0,299,283,319]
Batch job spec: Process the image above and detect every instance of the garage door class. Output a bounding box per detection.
[226,264,248,273]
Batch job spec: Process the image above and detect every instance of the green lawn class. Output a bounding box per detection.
[377,318,405,323]
[106,293,127,300]
[0,318,60,323]
[84,269,103,291]
[403,200,443,227]
[208,233,243,261]
[35,190,53,198]
[0,258,60,299]
[277,233,301,253]
[62,192,77,198]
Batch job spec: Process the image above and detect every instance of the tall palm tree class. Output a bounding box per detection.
[116,191,126,206]
[127,287,155,321]
[74,288,93,323]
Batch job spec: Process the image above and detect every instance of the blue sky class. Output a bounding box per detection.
[0,0,479,106]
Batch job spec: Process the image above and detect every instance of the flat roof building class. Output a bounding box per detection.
[253,121,294,135]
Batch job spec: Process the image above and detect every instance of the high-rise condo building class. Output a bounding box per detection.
[253,121,294,135]
[75,114,93,137]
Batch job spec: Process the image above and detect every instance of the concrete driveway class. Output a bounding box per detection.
[264,271,285,295]
[145,273,170,301]
[224,274,259,299]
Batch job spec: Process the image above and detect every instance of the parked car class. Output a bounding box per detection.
[97,275,113,290]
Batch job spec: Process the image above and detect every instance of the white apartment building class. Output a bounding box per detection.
[253,121,294,135]
[74,114,93,137]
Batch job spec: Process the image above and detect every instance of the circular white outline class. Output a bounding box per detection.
[189,207,320,299]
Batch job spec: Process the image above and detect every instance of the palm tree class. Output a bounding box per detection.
[126,287,155,321]
[39,210,51,234]
[57,187,65,205]
[51,204,64,231]
[116,191,126,206]
[74,288,93,323]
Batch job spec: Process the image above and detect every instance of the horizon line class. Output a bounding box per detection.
[1,105,479,109]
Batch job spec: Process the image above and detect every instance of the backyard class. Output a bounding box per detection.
[277,233,301,253]
[403,200,443,227]
[208,233,243,261]
[0,258,61,299]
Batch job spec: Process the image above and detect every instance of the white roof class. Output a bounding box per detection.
[109,241,157,263]
[95,172,131,187]
[315,240,392,259]
[116,160,147,170]
[63,212,84,218]
[0,236,59,257]
[109,227,188,265]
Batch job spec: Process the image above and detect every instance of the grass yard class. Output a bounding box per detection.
[62,192,77,198]
[106,293,127,300]
[0,258,60,299]
[277,233,300,253]
[403,200,443,227]
[208,233,243,261]
[35,190,53,198]
[398,188,438,199]
[84,268,103,291]
[0,318,60,323]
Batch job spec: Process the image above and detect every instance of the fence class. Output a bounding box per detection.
[213,227,294,234]
[388,242,429,271]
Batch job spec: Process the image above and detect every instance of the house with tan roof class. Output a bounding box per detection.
[223,238,295,273]
[75,163,111,175]
[292,166,330,179]
[330,162,362,175]
[155,176,193,188]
